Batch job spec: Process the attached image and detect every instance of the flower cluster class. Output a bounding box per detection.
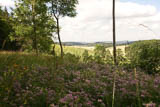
[0,55,160,106]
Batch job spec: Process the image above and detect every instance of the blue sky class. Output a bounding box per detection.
[121,0,160,10]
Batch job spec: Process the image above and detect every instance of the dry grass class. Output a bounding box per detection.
[107,45,127,53]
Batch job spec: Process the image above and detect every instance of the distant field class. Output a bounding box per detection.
[55,45,94,56]
[55,45,127,56]
[69,46,94,50]
[107,45,127,53]
[65,45,126,51]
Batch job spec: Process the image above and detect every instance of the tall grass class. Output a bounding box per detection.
[55,45,94,56]
[0,51,160,107]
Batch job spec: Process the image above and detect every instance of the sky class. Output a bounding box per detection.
[0,0,160,42]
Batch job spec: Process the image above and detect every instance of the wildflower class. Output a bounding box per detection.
[50,104,55,107]
[74,96,78,100]
[59,98,66,103]
[85,79,91,84]
[98,99,102,103]
[143,102,156,107]
[23,67,27,70]
[14,64,18,67]
[141,94,145,97]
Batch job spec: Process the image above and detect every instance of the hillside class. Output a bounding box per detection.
[61,41,134,47]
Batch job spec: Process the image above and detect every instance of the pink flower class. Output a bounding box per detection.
[59,98,66,103]
[85,80,91,84]
[98,99,102,103]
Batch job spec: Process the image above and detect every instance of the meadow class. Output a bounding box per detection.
[1,0,160,106]
[55,44,127,57]
[0,50,160,107]
[55,45,94,57]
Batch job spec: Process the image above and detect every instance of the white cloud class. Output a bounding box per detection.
[1,0,159,42]
[0,0,14,7]
[59,0,160,42]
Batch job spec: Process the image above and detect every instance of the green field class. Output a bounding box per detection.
[55,44,127,56]
[55,45,94,56]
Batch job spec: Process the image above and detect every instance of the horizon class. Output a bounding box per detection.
[59,39,159,43]
[0,0,160,42]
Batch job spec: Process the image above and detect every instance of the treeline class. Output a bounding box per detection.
[0,0,78,55]
[81,40,160,74]
[0,6,18,50]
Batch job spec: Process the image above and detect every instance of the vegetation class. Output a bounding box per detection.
[12,0,55,53]
[126,40,160,74]
[0,6,18,50]
[0,52,160,107]
[49,0,78,58]
[0,0,160,106]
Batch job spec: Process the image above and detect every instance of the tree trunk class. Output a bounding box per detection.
[56,18,63,58]
[112,0,117,65]
[33,18,38,55]
[32,0,38,55]
[1,39,6,50]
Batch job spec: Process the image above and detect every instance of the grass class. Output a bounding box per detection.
[0,51,55,71]
[107,45,127,53]
[0,51,160,107]
[55,45,94,57]
[54,44,127,57]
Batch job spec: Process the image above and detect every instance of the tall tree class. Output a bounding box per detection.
[112,1,117,107]
[0,6,14,50]
[12,0,55,53]
[31,0,38,55]
[112,0,117,65]
[49,0,78,58]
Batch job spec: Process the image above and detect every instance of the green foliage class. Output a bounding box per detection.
[105,49,113,64]
[0,7,17,50]
[94,44,106,64]
[11,0,56,53]
[63,53,80,64]
[55,45,93,57]
[116,48,128,66]
[49,0,78,18]
[1,52,160,106]
[82,50,93,63]
[48,0,78,57]
[126,40,160,74]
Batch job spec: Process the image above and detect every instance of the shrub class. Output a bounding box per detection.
[1,52,160,106]
[105,49,113,65]
[63,53,80,64]
[82,50,93,63]
[94,44,106,64]
[126,40,160,74]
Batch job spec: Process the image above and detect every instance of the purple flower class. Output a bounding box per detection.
[59,98,66,103]
[98,99,102,103]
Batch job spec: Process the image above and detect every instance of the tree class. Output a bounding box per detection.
[112,0,117,65]
[82,50,93,63]
[94,44,106,64]
[105,49,113,64]
[0,6,16,50]
[12,0,55,53]
[31,0,38,55]
[49,0,78,58]
[126,40,160,74]
[116,48,126,65]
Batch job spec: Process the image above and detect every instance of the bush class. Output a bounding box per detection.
[105,49,113,65]
[82,50,93,63]
[1,52,160,106]
[94,45,106,64]
[63,53,80,64]
[126,40,160,74]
